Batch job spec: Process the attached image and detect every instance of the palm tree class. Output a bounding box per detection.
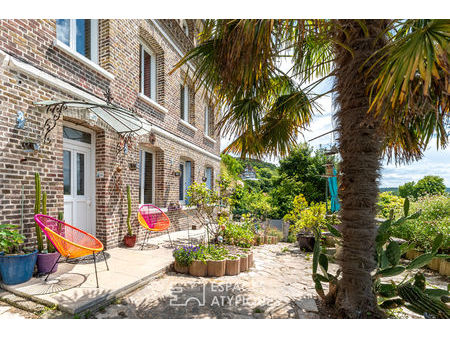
[174,19,449,317]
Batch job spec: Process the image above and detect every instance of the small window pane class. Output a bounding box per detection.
[56,19,70,46]
[63,150,71,195]
[179,163,184,201]
[206,167,212,190]
[143,152,153,204]
[63,126,91,144]
[75,19,91,59]
[77,153,85,196]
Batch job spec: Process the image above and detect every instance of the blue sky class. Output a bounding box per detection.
[220,86,450,188]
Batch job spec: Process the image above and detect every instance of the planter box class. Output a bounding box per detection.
[36,252,60,275]
[207,259,226,277]
[189,260,207,277]
[247,251,254,268]
[240,255,249,272]
[427,257,441,271]
[439,259,450,276]
[256,235,264,245]
[0,250,38,285]
[405,249,423,260]
[225,258,240,276]
[174,261,189,274]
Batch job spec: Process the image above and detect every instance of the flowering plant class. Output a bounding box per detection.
[173,245,205,266]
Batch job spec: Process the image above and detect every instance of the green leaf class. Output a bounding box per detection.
[312,230,321,275]
[319,253,328,272]
[386,241,401,266]
[403,197,410,216]
[379,298,404,309]
[407,253,434,270]
[380,251,390,269]
[424,288,449,300]
[378,283,398,298]
[315,273,329,283]
[377,266,406,277]
[431,233,443,254]
[325,222,341,238]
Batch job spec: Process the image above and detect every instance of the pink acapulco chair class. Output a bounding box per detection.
[34,214,109,288]
[137,204,173,249]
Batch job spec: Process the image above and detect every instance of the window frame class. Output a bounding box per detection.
[205,167,213,190]
[139,149,156,205]
[140,43,157,102]
[56,19,99,64]
[204,105,210,136]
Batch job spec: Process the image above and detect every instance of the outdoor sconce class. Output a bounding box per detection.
[22,141,40,152]
[149,132,156,145]
[173,170,181,177]
[129,163,138,171]
[202,176,207,182]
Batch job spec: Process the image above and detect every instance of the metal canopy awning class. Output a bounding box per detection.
[34,100,151,138]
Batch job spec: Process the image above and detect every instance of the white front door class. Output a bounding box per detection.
[63,125,95,234]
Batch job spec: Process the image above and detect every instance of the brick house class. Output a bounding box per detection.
[0,19,221,249]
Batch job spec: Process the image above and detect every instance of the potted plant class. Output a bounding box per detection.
[225,255,240,275]
[206,245,227,277]
[123,185,136,247]
[172,246,194,274]
[239,253,248,272]
[34,172,60,275]
[189,245,208,277]
[0,224,38,285]
[284,194,327,252]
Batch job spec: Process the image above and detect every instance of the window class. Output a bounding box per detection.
[56,19,99,63]
[205,167,213,190]
[139,150,154,204]
[140,44,157,101]
[179,160,192,203]
[180,84,190,122]
[205,105,214,136]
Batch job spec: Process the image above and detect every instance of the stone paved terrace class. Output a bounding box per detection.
[0,228,207,315]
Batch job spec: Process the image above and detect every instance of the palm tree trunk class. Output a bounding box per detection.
[333,19,388,318]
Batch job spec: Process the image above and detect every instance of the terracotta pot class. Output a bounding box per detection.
[174,261,189,274]
[189,260,207,277]
[439,259,450,276]
[123,234,137,248]
[226,258,240,276]
[247,251,254,268]
[36,252,60,275]
[405,249,422,260]
[207,259,226,277]
[270,236,277,244]
[239,254,248,272]
[428,257,441,271]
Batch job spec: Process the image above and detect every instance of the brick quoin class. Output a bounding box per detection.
[0,19,221,249]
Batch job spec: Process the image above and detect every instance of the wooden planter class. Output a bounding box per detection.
[265,236,272,244]
[174,261,189,274]
[428,257,441,271]
[226,258,240,276]
[247,251,254,268]
[405,249,423,260]
[270,236,278,244]
[239,254,249,272]
[439,259,450,276]
[189,260,207,277]
[207,259,226,277]
[257,235,264,245]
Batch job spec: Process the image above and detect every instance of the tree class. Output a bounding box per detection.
[399,181,417,199]
[174,19,449,318]
[414,175,446,197]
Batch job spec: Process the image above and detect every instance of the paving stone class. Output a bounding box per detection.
[295,298,319,313]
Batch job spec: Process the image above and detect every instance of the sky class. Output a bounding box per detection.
[220,80,450,188]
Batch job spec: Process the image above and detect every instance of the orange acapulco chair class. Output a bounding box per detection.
[34,214,109,288]
[138,204,173,250]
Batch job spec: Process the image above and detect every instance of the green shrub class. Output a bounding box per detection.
[390,195,450,252]
[377,191,405,218]
[284,194,327,235]
[0,224,25,254]
[399,175,446,199]
[219,217,255,248]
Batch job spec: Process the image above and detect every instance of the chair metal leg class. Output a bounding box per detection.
[167,229,174,248]
[92,252,99,288]
[44,253,61,281]
[140,231,149,250]
[101,250,109,271]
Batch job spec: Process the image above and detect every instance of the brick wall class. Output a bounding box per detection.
[0,19,221,249]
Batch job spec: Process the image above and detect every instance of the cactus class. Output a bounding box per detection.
[398,284,449,319]
[41,191,55,253]
[126,185,132,236]
[34,172,44,252]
